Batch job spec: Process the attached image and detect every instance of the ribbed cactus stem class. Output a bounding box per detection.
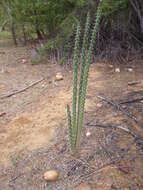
[66,2,102,152]
[76,12,90,146]
[76,4,102,147]
[67,104,73,150]
[71,23,81,150]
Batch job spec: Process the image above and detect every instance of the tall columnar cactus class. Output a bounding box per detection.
[75,4,102,147]
[67,23,81,152]
[76,13,90,145]
[67,2,102,152]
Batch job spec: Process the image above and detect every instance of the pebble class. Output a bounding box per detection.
[109,64,113,68]
[55,72,63,81]
[122,105,127,109]
[115,68,120,73]
[96,103,102,108]
[41,84,45,87]
[44,170,59,181]
[86,131,91,137]
[127,68,133,72]
[22,59,27,64]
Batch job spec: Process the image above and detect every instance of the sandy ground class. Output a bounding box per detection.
[0,40,143,189]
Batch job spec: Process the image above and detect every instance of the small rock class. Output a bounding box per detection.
[122,105,127,109]
[55,72,63,81]
[109,64,113,68]
[113,113,118,117]
[115,68,120,73]
[127,68,133,72]
[41,84,45,87]
[44,170,59,181]
[96,103,102,108]
[86,131,91,137]
[22,59,27,64]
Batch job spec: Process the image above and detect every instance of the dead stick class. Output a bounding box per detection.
[0,78,45,99]
[87,123,137,138]
[128,81,140,86]
[79,162,117,181]
[9,173,24,183]
[119,97,143,104]
[97,95,138,123]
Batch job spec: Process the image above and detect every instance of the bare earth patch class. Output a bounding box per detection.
[0,40,143,189]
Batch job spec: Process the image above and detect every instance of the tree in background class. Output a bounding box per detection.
[130,0,143,34]
[0,0,142,61]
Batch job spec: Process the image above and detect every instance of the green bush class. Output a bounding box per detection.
[0,31,12,39]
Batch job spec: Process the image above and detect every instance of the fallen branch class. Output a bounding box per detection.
[97,95,138,123]
[9,173,24,183]
[79,162,117,181]
[119,97,143,104]
[128,81,140,86]
[0,78,45,99]
[87,123,136,137]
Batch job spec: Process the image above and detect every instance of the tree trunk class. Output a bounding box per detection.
[11,23,17,46]
[36,28,43,40]
[22,24,27,45]
[5,2,17,46]
[130,0,143,34]
[140,18,143,34]
[32,0,43,40]
[0,20,8,32]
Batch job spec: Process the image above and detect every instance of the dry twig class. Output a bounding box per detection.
[0,78,45,99]
[96,95,138,122]
[119,97,143,104]
[87,123,136,137]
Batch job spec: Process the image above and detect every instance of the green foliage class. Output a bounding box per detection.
[57,15,77,50]
[102,0,129,16]
[0,31,11,39]
[0,0,76,40]
[0,0,142,52]
[42,40,57,52]
[58,57,66,65]
[67,3,102,152]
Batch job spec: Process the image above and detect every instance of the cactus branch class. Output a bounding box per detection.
[67,2,102,152]
[71,22,81,151]
[67,104,73,150]
[76,12,90,146]
[76,4,102,147]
